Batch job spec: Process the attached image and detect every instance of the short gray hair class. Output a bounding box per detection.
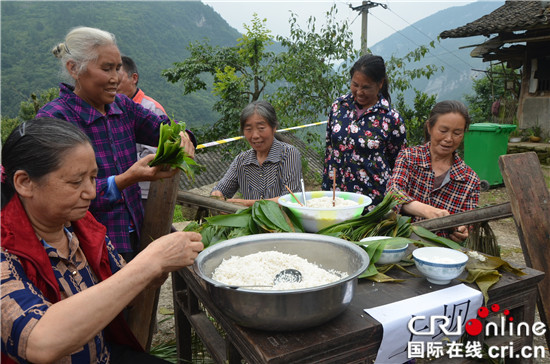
[239,100,279,133]
[52,26,117,82]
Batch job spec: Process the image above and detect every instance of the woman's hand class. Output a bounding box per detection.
[114,154,179,191]
[449,225,469,243]
[25,232,203,363]
[226,198,255,207]
[211,190,225,199]
[401,201,450,220]
[134,231,204,274]
[180,131,195,159]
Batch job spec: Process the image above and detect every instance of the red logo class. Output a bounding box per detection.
[464,304,513,336]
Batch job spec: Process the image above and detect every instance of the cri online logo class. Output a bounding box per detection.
[465,304,512,336]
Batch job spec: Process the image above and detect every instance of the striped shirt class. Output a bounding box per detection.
[387,143,480,237]
[1,229,125,363]
[36,83,169,253]
[212,139,302,200]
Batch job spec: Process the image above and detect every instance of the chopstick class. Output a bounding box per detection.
[332,168,336,207]
[285,185,304,207]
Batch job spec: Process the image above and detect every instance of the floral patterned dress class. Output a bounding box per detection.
[322,93,407,208]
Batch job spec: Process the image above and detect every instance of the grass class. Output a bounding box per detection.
[173,205,185,223]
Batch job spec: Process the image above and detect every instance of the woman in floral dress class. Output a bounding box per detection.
[322,54,407,208]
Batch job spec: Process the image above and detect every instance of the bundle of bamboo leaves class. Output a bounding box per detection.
[149,119,203,181]
[184,193,524,301]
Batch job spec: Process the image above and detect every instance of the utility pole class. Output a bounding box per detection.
[350,1,388,55]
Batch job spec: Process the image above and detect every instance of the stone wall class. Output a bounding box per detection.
[507,142,550,166]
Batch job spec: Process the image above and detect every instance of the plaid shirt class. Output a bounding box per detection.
[387,143,480,236]
[212,139,302,199]
[36,83,168,252]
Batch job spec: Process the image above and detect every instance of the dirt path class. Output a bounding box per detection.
[152,186,550,362]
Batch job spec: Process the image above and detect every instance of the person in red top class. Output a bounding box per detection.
[1,117,203,364]
[387,100,480,242]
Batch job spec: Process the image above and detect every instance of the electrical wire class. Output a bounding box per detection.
[384,5,477,70]
[344,0,478,74]
[367,10,464,74]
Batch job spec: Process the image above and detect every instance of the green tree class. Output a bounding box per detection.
[1,116,21,145]
[162,14,274,148]
[1,87,59,145]
[162,7,442,158]
[385,42,442,147]
[268,5,357,128]
[385,41,442,94]
[464,64,520,124]
[394,89,437,147]
[18,87,59,120]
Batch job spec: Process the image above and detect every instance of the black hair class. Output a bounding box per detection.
[1,117,92,209]
[240,100,279,133]
[349,54,391,103]
[121,55,139,85]
[424,100,472,142]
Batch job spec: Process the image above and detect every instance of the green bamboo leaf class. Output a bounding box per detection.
[358,262,379,278]
[206,212,251,228]
[251,202,278,231]
[462,268,502,305]
[248,213,259,234]
[258,200,293,232]
[411,225,463,250]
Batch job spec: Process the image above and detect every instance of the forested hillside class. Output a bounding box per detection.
[1,1,241,128]
[2,1,504,129]
[371,1,503,102]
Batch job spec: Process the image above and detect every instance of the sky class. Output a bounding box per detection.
[202,0,487,48]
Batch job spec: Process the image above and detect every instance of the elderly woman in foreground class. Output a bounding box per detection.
[1,118,203,364]
[387,100,480,242]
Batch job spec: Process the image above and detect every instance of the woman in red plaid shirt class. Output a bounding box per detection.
[387,100,480,242]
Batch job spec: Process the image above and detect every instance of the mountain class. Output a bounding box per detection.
[370,1,504,102]
[1,1,503,128]
[1,1,241,127]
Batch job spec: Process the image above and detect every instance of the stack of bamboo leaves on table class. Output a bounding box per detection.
[184,193,524,303]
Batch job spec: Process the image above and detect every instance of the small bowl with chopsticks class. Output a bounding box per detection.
[278,191,372,233]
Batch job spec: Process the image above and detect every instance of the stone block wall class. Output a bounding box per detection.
[507,142,550,166]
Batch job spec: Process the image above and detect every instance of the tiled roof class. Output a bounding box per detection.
[440,1,550,39]
[179,132,324,190]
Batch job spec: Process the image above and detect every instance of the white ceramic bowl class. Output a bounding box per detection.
[413,247,468,285]
[278,191,372,233]
[360,236,409,265]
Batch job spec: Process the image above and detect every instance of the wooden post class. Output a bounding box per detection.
[499,152,550,347]
[126,170,181,350]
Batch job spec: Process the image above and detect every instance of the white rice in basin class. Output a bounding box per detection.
[212,251,347,290]
[288,196,358,208]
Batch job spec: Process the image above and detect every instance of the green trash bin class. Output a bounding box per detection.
[464,123,517,189]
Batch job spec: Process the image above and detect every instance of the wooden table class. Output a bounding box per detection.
[172,262,544,364]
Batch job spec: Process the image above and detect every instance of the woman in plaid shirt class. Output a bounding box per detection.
[36,27,196,261]
[387,100,480,242]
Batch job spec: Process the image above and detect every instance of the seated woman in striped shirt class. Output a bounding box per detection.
[211,101,303,207]
[387,100,480,242]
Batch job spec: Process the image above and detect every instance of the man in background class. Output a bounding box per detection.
[117,55,167,205]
